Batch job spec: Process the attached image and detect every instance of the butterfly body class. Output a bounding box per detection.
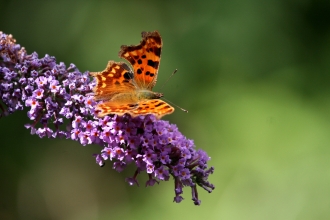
[136,90,163,100]
[109,90,162,104]
[90,31,174,119]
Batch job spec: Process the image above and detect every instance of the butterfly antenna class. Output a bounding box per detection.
[159,69,178,90]
[162,97,188,113]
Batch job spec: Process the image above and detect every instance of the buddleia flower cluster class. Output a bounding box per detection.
[0,31,214,205]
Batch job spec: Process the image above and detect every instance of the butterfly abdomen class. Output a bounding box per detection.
[137,90,163,101]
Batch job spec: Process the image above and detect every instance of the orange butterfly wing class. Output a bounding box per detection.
[130,99,174,118]
[118,31,162,90]
[95,101,139,117]
[89,61,135,101]
[96,99,173,118]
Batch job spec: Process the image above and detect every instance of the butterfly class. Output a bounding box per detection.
[89,31,174,119]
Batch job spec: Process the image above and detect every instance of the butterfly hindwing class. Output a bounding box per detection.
[130,99,174,119]
[96,101,139,117]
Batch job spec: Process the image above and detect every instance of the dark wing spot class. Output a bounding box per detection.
[164,106,170,109]
[149,73,155,77]
[128,104,138,108]
[147,60,159,69]
[135,45,143,50]
[153,35,162,45]
[145,71,150,75]
[114,81,120,85]
[154,47,161,57]
[137,69,142,74]
[127,57,135,65]
[141,55,146,59]
[123,71,133,79]
[137,59,142,64]
[155,102,165,107]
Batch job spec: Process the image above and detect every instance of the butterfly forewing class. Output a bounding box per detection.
[89,61,135,100]
[119,31,162,90]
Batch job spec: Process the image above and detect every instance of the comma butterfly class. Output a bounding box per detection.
[90,31,174,119]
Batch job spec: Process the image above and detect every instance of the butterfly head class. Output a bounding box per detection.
[154,92,163,98]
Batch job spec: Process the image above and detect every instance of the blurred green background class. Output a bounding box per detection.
[1,0,330,219]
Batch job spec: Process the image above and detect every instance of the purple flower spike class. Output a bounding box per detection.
[0,31,214,205]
